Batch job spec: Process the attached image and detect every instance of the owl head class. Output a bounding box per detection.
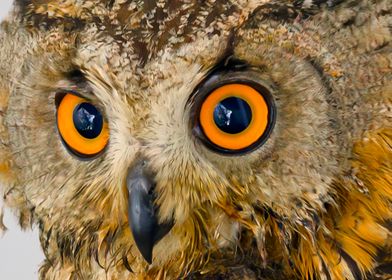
[0,0,390,278]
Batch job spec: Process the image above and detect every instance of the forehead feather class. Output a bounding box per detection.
[16,0,266,61]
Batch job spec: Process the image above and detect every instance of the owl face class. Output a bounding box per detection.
[1,0,389,278]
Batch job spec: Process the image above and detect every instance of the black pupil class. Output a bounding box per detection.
[213,97,252,134]
[73,103,103,139]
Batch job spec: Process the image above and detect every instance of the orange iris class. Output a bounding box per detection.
[57,93,109,156]
[199,84,269,151]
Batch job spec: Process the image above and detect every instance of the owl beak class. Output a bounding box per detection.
[126,161,174,264]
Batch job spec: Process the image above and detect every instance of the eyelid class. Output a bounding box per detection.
[55,89,106,115]
[187,58,249,106]
[55,90,90,107]
[56,69,98,107]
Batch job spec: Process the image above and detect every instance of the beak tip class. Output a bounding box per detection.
[131,229,155,264]
[140,249,153,264]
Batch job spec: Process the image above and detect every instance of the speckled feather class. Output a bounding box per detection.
[0,0,391,279]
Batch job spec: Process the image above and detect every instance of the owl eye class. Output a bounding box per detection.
[56,93,109,157]
[194,76,276,154]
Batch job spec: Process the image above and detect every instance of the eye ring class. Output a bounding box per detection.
[200,83,269,150]
[56,93,109,157]
[192,72,276,155]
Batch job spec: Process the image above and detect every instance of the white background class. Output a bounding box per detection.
[0,1,45,279]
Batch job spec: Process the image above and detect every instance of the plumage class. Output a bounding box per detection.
[0,0,391,279]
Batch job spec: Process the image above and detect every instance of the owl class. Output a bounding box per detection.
[0,0,391,279]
